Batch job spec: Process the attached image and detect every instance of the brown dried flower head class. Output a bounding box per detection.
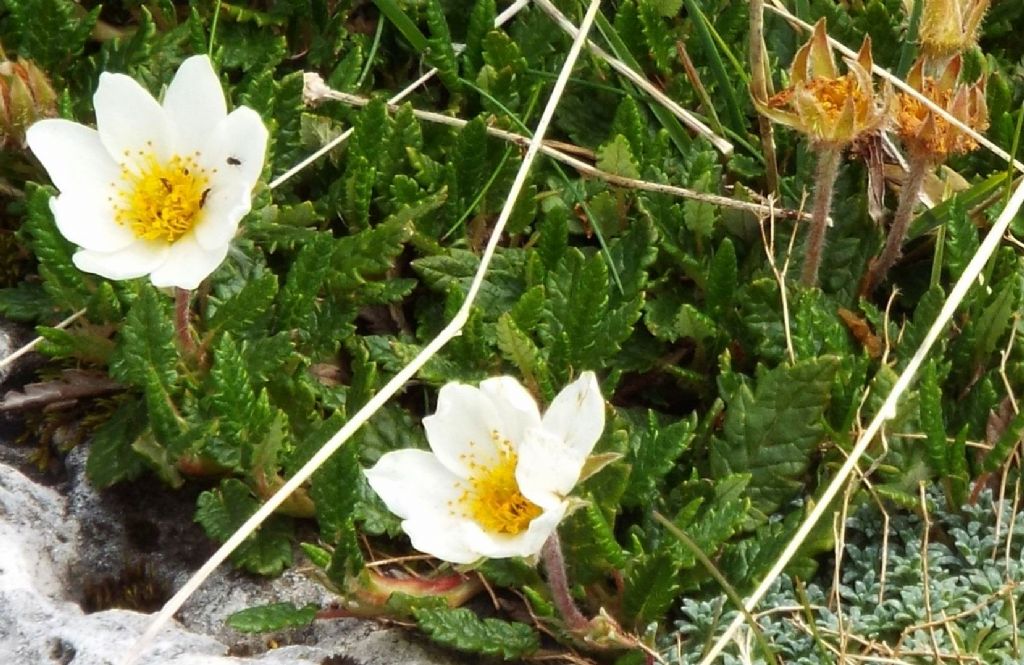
[918,0,989,57]
[0,54,57,148]
[756,19,892,148]
[895,55,988,162]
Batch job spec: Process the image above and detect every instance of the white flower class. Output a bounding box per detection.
[26,55,268,290]
[365,372,605,564]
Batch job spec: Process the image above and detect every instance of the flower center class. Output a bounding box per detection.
[455,433,542,536]
[804,74,864,121]
[112,152,211,243]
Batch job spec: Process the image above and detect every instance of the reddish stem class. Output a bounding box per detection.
[541,532,589,632]
[175,288,196,356]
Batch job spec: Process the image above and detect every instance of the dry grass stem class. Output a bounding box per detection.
[764,0,1024,173]
[119,1,607,662]
[308,85,811,221]
[267,0,531,191]
[698,173,1024,665]
[749,0,780,193]
[0,307,85,372]
[531,0,734,156]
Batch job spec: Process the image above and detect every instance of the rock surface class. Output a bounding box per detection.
[0,457,462,665]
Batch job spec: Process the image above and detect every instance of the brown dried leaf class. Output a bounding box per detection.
[837,307,882,358]
[0,369,122,413]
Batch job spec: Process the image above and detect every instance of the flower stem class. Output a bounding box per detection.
[175,288,197,356]
[541,532,589,632]
[862,154,931,295]
[800,146,843,287]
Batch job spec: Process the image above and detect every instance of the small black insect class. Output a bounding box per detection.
[159,178,172,192]
[199,188,211,208]
[227,156,241,166]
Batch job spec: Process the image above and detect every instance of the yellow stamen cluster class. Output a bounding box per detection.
[895,57,988,162]
[452,431,542,536]
[754,19,890,149]
[112,151,211,243]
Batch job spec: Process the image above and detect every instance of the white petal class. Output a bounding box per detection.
[423,383,513,478]
[478,377,543,444]
[162,55,227,152]
[49,193,135,253]
[402,516,481,564]
[199,107,268,190]
[516,428,588,509]
[192,182,249,251]
[464,504,566,559]
[148,233,229,290]
[26,119,120,196]
[364,449,464,521]
[94,72,172,163]
[72,240,169,281]
[541,371,605,458]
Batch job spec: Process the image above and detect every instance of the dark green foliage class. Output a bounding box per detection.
[6,1,1024,661]
[709,357,839,515]
[227,602,318,633]
[411,606,539,660]
[195,479,294,576]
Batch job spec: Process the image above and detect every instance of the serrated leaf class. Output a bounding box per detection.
[85,397,148,489]
[706,237,737,318]
[622,551,681,627]
[622,410,697,507]
[206,272,278,338]
[227,602,317,633]
[108,285,177,388]
[20,184,89,308]
[597,134,641,179]
[683,172,717,241]
[919,362,948,475]
[195,478,294,576]
[423,0,460,93]
[546,249,609,372]
[709,357,840,514]
[412,606,539,660]
[561,501,627,584]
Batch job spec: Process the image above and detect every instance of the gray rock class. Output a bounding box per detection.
[0,459,462,665]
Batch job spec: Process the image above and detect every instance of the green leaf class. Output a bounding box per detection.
[622,551,682,627]
[5,0,98,71]
[424,0,460,93]
[372,0,428,51]
[546,249,610,372]
[622,410,697,507]
[227,602,318,633]
[86,397,148,489]
[411,606,539,660]
[464,0,497,72]
[195,478,294,576]
[20,184,89,308]
[276,234,336,331]
[0,283,56,322]
[206,272,278,338]
[109,284,177,388]
[706,237,737,318]
[919,362,948,475]
[683,172,717,242]
[495,312,546,390]
[709,357,840,514]
[561,502,627,584]
[597,134,642,179]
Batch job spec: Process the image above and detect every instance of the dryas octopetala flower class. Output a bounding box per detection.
[25,55,268,290]
[755,19,891,148]
[895,55,988,162]
[365,372,605,564]
[918,0,989,58]
[0,53,56,148]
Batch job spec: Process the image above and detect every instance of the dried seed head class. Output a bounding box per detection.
[754,19,893,148]
[918,0,989,58]
[0,54,57,148]
[895,56,988,162]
